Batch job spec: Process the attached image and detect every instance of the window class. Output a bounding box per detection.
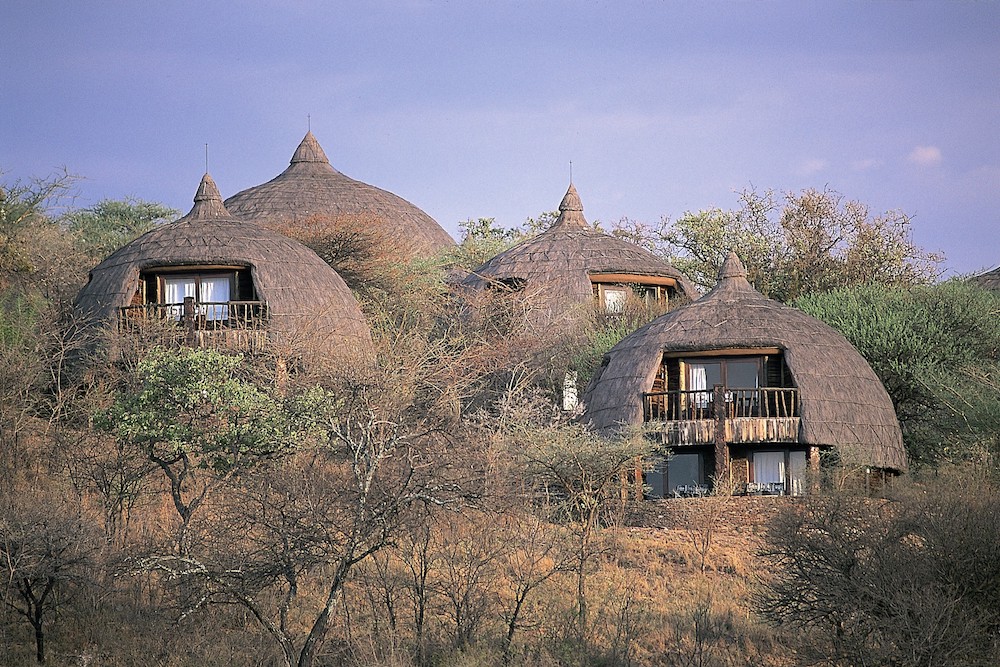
[590,274,678,314]
[685,357,761,410]
[754,451,785,486]
[161,272,234,321]
[602,286,629,313]
[645,452,708,498]
[667,452,704,493]
[751,449,808,495]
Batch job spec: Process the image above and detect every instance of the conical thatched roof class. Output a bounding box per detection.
[75,173,372,359]
[462,183,698,309]
[582,252,906,471]
[223,132,455,259]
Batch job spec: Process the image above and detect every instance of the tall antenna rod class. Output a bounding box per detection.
[205,143,209,173]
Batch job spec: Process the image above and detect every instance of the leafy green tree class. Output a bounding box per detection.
[615,187,943,301]
[795,281,1000,466]
[98,347,327,551]
[63,197,177,258]
[451,217,529,271]
[451,212,558,272]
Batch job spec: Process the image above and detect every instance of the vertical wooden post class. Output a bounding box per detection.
[809,445,821,493]
[713,383,729,493]
[183,296,197,346]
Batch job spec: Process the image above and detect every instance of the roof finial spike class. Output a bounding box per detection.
[307,114,311,132]
[205,143,210,174]
[569,160,573,184]
[718,251,748,281]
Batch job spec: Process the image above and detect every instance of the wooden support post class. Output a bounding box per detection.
[809,445,821,493]
[713,383,729,493]
[183,296,197,346]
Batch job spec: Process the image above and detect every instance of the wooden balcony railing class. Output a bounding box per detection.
[118,298,267,331]
[643,387,799,422]
[643,386,801,446]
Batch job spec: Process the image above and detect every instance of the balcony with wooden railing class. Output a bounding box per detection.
[118,296,268,351]
[643,386,800,446]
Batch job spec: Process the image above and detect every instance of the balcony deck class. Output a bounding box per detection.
[117,300,269,352]
[643,387,801,446]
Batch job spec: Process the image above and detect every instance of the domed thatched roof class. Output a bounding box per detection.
[582,253,906,471]
[75,173,372,358]
[223,132,455,259]
[462,183,698,307]
[970,266,1000,291]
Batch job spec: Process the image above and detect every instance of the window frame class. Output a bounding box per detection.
[749,448,808,496]
[589,273,678,313]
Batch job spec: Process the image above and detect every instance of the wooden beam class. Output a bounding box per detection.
[588,273,678,287]
[664,347,782,359]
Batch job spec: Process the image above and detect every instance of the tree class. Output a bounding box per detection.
[757,470,1000,667]
[495,512,570,665]
[98,347,322,552]
[0,171,87,303]
[63,197,177,258]
[266,211,405,294]
[795,281,1000,466]
[138,405,455,667]
[0,489,100,664]
[451,212,556,272]
[515,422,650,640]
[614,187,943,301]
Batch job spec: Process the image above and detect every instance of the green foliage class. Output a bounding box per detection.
[0,170,87,301]
[63,197,177,258]
[568,317,637,388]
[795,281,1000,466]
[0,291,46,347]
[451,213,556,271]
[614,187,943,302]
[99,348,329,472]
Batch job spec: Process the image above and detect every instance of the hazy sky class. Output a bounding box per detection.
[3,1,998,274]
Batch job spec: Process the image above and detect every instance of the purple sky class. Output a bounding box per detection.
[3,1,998,275]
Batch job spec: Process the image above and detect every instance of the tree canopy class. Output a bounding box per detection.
[62,197,177,258]
[614,187,944,302]
[795,280,1000,466]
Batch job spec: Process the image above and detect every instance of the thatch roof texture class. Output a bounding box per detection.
[75,173,373,359]
[223,132,455,259]
[970,266,1000,291]
[462,183,699,312]
[582,252,906,471]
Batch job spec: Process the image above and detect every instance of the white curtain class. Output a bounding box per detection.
[689,364,710,408]
[603,287,627,314]
[754,451,786,486]
[200,276,231,320]
[163,277,196,320]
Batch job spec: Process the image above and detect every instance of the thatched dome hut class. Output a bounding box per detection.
[223,132,455,260]
[462,182,698,316]
[75,173,372,360]
[582,252,905,496]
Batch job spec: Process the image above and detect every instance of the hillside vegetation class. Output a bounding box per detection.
[2,173,998,666]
